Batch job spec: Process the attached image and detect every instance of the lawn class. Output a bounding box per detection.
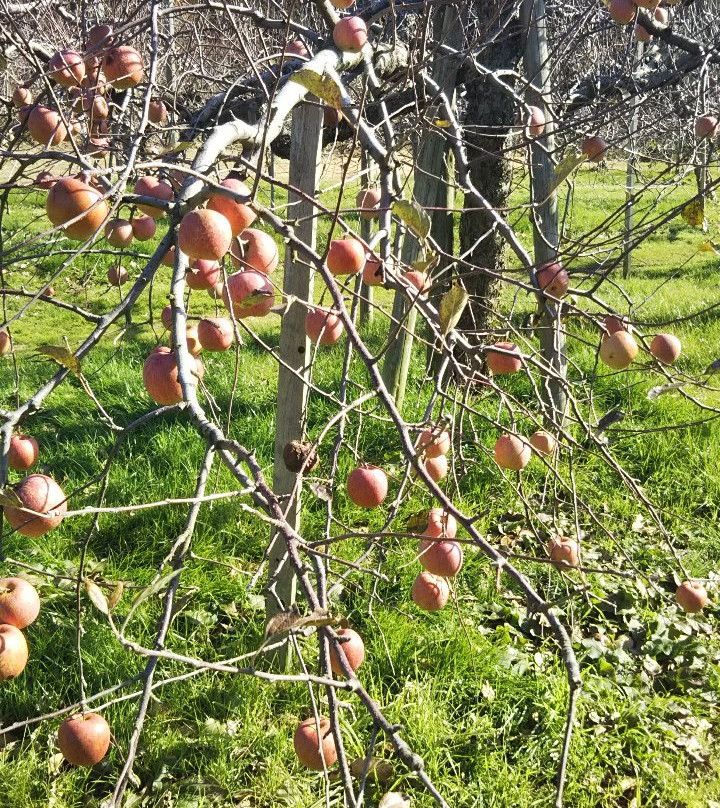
[0,156,719,808]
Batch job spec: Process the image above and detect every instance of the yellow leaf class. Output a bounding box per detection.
[438,284,469,335]
[392,199,431,241]
[433,119,452,128]
[35,344,81,375]
[412,252,439,274]
[547,151,585,197]
[85,579,109,615]
[107,581,124,611]
[290,68,343,108]
[698,241,720,254]
[681,199,705,228]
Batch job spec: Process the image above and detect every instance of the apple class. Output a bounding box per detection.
[536,261,569,298]
[411,572,449,611]
[418,538,463,577]
[599,331,638,369]
[581,135,608,163]
[423,454,448,482]
[0,624,29,680]
[486,342,522,374]
[608,0,635,18]
[418,428,450,458]
[58,713,111,766]
[333,16,368,52]
[0,330,11,355]
[547,536,579,568]
[0,578,40,629]
[293,716,337,770]
[529,430,555,456]
[305,308,344,345]
[650,333,681,365]
[327,238,365,276]
[356,188,381,219]
[8,434,39,470]
[694,115,718,140]
[328,628,365,675]
[675,580,708,613]
[4,474,67,538]
[494,434,531,471]
[424,508,457,539]
[346,464,388,508]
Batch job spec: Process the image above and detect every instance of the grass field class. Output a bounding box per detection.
[1,158,719,808]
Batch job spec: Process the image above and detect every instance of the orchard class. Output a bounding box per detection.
[0,0,719,806]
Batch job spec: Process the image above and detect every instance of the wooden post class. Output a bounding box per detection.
[380,4,462,409]
[696,68,709,233]
[522,0,566,426]
[266,102,323,661]
[359,151,376,324]
[623,42,642,279]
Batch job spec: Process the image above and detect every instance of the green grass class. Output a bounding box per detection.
[0,161,720,807]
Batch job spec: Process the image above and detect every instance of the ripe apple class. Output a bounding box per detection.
[186,259,221,291]
[148,99,168,124]
[231,228,279,274]
[0,578,40,628]
[293,716,337,770]
[208,179,256,236]
[486,342,521,374]
[284,39,310,59]
[529,430,555,456]
[599,331,638,369]
[223,270,275,318]
[197,317,233,351]
[58,713,111,766]
[107,265,128,286]
[411,572,449,611]
[0,330,11,355]
[403,270,430,292]
[46,177,109,240]
[0,624,28,680]
[134,176,173,219]
[581,136,608,163]
[48,50,86,87]
[547,536,579,568]
[102,45,143,89]
[104,218,133,247]
[694,115,718,140]
[423,453,448,482]
[327,238,365,276]
[329,628,365,675]
[142,346,201,405]
[8,434,39,470]
[178,209,233,261]
[424,508,457,539]
[675,580,708,613]
[518,105,545,137]
[362,254,383,286]
[346,464,388,508]
[131,214,157,241]
[418,538,463,577]
[333,17,368,52]
[494,434,531,471]
[305,308,344,345]
[4,474,67,538]
[536,261,569,298]
[418,428,450,458]
[356,188,381,219]
[650,333,681,365]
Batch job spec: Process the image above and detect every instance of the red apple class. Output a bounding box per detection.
[142,346,201,405]
[411,572,449,611]
[0,578,40,629]
[0,624,28,680]
[581,136,608,163]
[356,188,381,219]
[197,317,233,351]
[8,434,39,471]
[4,474,67,538]
[107,265,128,286]
[486,342,522,374]
[207,179,256,236]
[423,454,448,482]
[327,238,365,276]
[333,17,367,52]
[186,259,221,291]
[675,580,708,613]
[305,308,344,345]
[548,536,579,568]
[362,254,383,286]
[536,261,569,298]
[346,465,388,508]
[294,716,337,770]
[424,508,457,539]
[223,270,275,318]
[494,434,531,471]
[694,115,718,140]
[230,228,278,274]
[58,713,111,766]
[418,428,450,458]
[418,538,463,577]
[329,628,365,675]
[650,333,681,365]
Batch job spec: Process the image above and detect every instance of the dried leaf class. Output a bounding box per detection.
[547,151,585,197]
[107,581,124,611]
[392,199,431,241]
[85,579,109,615]
[703,358,720,375]
[681,199,705,228]
[36,344,82,376]
[0,487,23,509]
[438,284,469,335]
[349,756,394,783]
[157,138,199,157]
[265,605,302,636]
[698,241,720,254]
[433,119,452,128]
[48,751,65,775]
[309,481,333,501]
[647,382,684,400]
[290,68,343,108]
[379,794,410,808]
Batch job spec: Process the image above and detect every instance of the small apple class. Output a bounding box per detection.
[346,464,388,508]
[418,538,463,577]
[418,428,450,458]
[8,434,39,471]
[675,580,708,613]
[529,430,555,456]
[0,578,41,629]
[547,536,579,568]
[293,716,337,770]
[0,624,29,680]
[411,572,450,611]
[58,713,111,766]
[329,628,365,675]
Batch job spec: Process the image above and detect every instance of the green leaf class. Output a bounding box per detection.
[290,68,342,108]
[0,487,22,509]
[85,578,109,615]
[36,344,82,376]
[438,284,469,335]
[129,570,181,612]
[107,581,124,611]
[392,199,431,241]
[546,151,585,197]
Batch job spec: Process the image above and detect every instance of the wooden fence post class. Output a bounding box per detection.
[359,151,376,324]
[522,0,566,426]
[380,4,462,409]
[266,102,323,661]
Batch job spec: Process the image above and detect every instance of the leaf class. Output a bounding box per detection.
[698,241,720,254]
[107,581,124,611]
[85,578,109,615]
[392,199,431,241]
[129,569,181,612]
[379,794,410,808]
[157,138,199,157]
[547,151,586,197]
[265,606,302,636]
[681,199,705,228]
[433,119,452,128]
[237,289,274,309]
[704,358,720,375]
[411,252,439,274]
[290,68,343,108]
[438,284,469,335]
[647,382,684,399]
[0,487,23,508]
[309,481,332,501]
[349,756,394,783]
[36,344,82,376]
